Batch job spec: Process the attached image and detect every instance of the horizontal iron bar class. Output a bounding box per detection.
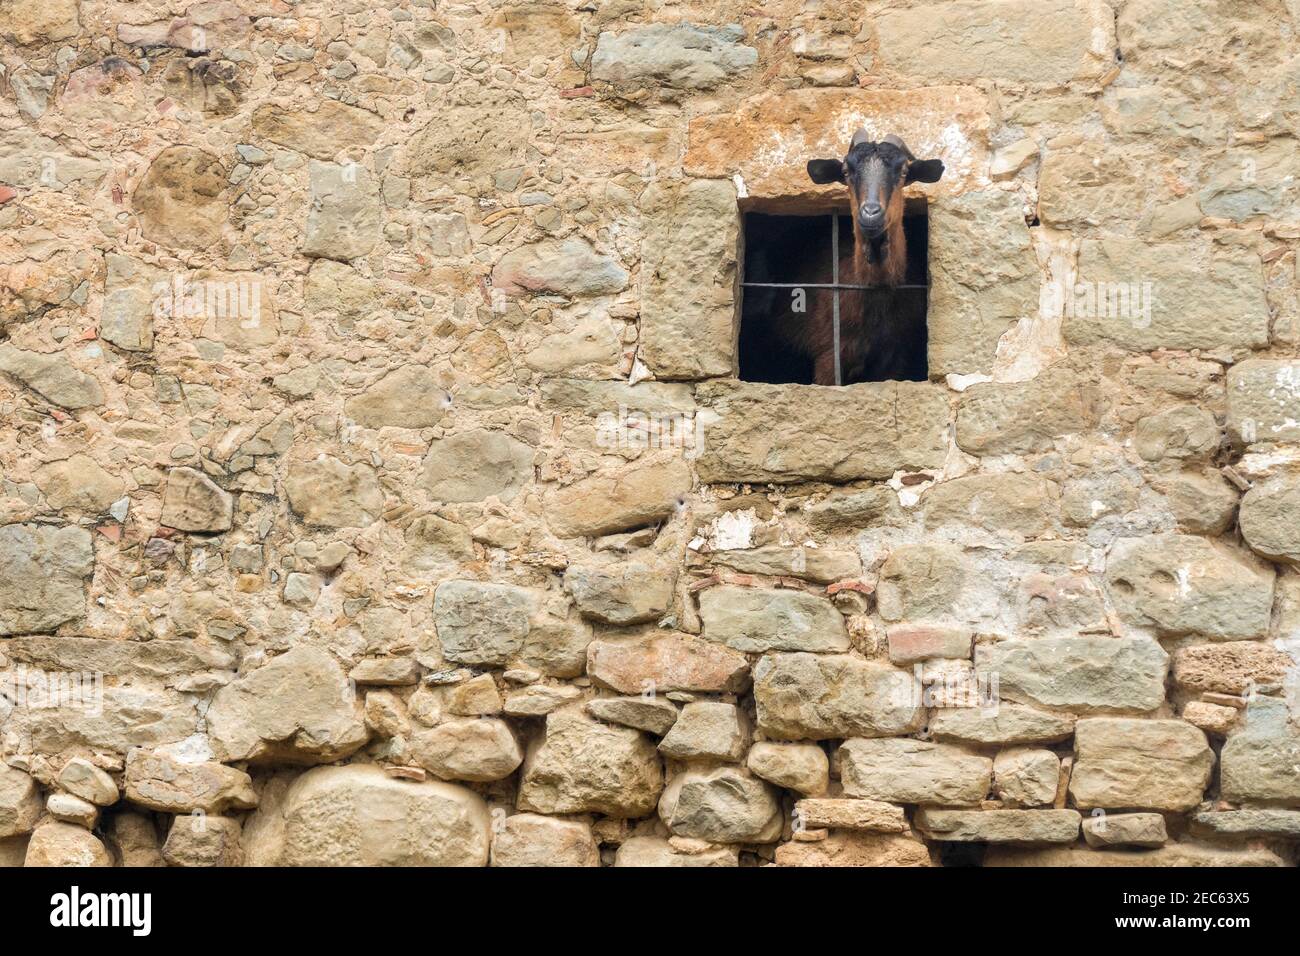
[740,282,930,290]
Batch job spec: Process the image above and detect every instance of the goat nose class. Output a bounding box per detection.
[860,202,883,219]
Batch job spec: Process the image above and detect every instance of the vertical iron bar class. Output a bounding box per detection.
[831,214,841,386]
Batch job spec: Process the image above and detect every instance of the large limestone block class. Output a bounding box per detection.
[658,701,750,762]
[0,0,80,44]
[163,815,243,866]
[24,822,113,867]
[33,454,125,513]
[57,759,118,807]
[709,545,862,584]
[658,766,782,843]
[587,633,750,695]
[134,145,226,249]
[0,523,94,635]
[0,346,104,410]
[284,455,384,528]
[976,637,1168,714]
[250,100,385,161]
[97,256,162,350]
[1240,476,1300,564]
[410,718,523,783]
[1104,535,1274,640]
[1227,359,1300,443]
[754,652,923,740]
[1064,237,1268,351]
[1082,812,1168,848]
[795,798,907,833]
[5,635,234,679]
[774,831,932,867]
[302,161,382,261]
[21,686,198,753]
[915,809,1082,844]
[160,466,233,532]
[433,580,535,667]
[544,457,692,538]
[206,646,369,764]
[564,559,676,625]
[840,738,992,805]
[345,365,448,429]
[955,364,1105,455]
[928,704,1076,746]
[124,749,258,814]
[993,748,1061,807]
[0,766,42,837]
[873,0,1115,84]
[922,473,1056,537]
[1172,641,1293,696]
[746,742,829,795]
[638,178,737,379]
[591,23,757,91]
[876,543,968,621]
[245,765,491,866]
[698,585,849,654]
[518,707,663,817]
[1190,808,1300,840]
[694,380,948,483]
[1220,698,1300,805]
[586,696,679,735]
[1070,718,1213,812]
[491,814,598,867]
[928,189,1041,376]
[422,429,534,504]
[684,86,989,202]
[491,238,627,297]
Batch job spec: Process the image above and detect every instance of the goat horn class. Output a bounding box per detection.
[850,127,871,147]
[882,134,915,158]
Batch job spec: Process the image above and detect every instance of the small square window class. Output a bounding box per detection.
[738,199,929,386]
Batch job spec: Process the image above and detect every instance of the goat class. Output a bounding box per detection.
[752,130,944,386]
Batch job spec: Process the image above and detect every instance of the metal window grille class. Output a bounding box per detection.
[740,213,928,385]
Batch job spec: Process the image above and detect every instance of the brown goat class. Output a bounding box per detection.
[762,130,944,385]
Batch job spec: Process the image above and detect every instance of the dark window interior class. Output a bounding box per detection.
[738,200,929,385]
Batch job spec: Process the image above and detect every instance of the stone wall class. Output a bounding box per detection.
[1,0,1298,867]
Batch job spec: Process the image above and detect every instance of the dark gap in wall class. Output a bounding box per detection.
[738,200,928,386]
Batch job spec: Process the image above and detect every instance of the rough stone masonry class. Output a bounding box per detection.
[0,0,1298,868]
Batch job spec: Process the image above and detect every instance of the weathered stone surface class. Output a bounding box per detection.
[1082,812,1168,848]
[302,161,382,261]
[101,253,160,351]
[1070,718,1213,812]
[754,652,923,740]
[134,146,226,249]
[695,381,948,483]
[564,559,675,625]
[518,707,663,817]
[0,766,42,838]
[592,23,757,90]
[876,543,968,622]
[545,458,691,538]
[0,523,94,635]
[916,809,1081,844]
[345,366,448,429]
[796,798,908,833]
[874,0,1114,84]
[0,0,80,44]
[433,580,535,667]
[922,474,1056,537]
[1190,808,1300,840]
[1172,641,1293,696]
[1240,475,1300,565]
[1220,697,1300,805]
[956,365,1105,455]
[986,844,1283,868]
[21,686,198,753]
[125,749,258,813]
[285,456,384,528]
[747,741,829,796]
[928,189,1040,375]
[887,625,973,665]
[708,545,862,584]
[0,345,104,410]
[1134,405,1221,462]
[48,793,98,829]
[160,466,233,532]
[638,178,737,379]
[106,813,163,867]
[840,738,992,805]
[699,585,849,654]
[422,430,534,504]
[57,758,118,807]
[975,637,1169,714]
[1227,360,1300,443]
[251,100,385,161]
[928,705,1076,746]
[775,831,932,867]
[1155,470,1240,535]
[658,701,750,762]
[491,814,598,867]
[587,696,679,735]
[401,514,474,576]
[5,635,234,679]
[587,633,750,695]
[24,822,113,867]
[1104,535,1274,640]
[410,718,523,782]
[615,836,738,867]
[1064,237,1269,351]
[993,748,1060,807]
[491,239,627,297]
[206,646,369,764]
[245,765,490,866]
[659,766,782,843]
[33,454,124,513]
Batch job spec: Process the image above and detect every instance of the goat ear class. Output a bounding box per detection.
[807,159,845,184]
[906,158,945,184]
